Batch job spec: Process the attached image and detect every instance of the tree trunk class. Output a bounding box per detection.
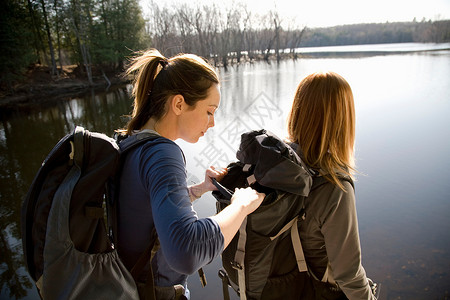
[53,0,63,70]
[27,0,48,65]
[40,0,58,76]
[71,17,93,85]
[274,18,280,63]
[80,43,93,85]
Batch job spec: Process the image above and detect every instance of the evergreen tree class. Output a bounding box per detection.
[0,0,37,91]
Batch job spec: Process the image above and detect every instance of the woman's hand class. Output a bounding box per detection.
[188,166,228,202]
[211,187,265,248]
[231,187,265,215]
[203,165,228,191]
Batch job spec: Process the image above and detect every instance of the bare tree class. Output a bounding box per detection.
[175,4,195,53]
[240,6,255,61]
[257,13,275,62]
[226,3,245,63]
[146,1,178,56]
[269,9,282,63]
[285,17,307,59]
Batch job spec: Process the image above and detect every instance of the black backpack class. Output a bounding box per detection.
[212,129,361,300]
[21,126,162,300]
[212,130,382,300]
[212,129,318,300]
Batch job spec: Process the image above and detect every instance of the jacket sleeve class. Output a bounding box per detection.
[139,141,224,274]
[320,181,375,300]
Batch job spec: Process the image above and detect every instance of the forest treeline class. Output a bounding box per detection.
[1,0,148,91]
[1,0,449,92]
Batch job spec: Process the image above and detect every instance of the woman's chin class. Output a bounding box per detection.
[185,136,201,144]
[181,132,204,144]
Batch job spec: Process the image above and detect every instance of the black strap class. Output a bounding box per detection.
[212,178,234,200]
[130,229,157,279]
[111,132,162,299]
[131,228,158,300]
[108,132,162,246]
[118,131,162,154]
[73,126,85,168]
[218,269,231,300]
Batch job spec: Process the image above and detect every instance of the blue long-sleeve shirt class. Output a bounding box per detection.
[117,135,224,290]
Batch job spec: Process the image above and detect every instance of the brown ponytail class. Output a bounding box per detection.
[122,49,219,135]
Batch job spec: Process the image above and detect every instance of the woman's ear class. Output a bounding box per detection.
[170,94,185,116]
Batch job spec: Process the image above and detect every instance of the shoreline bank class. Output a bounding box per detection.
[2,44,448,111]
[0,75,128,111]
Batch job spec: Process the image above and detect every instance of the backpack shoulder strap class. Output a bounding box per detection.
[270,215,308,273]
[108,131,163,244]
[311,174,354,192]
[232,217,248,300]
[108,131,164,297]
[117,131,163,154]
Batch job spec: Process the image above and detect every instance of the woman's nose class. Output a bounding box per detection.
[208,116,215,128]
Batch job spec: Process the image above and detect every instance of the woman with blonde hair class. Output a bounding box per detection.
[117,49,264,299]
[288,71,376,299]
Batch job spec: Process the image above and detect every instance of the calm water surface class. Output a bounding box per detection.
[1,45,449,299]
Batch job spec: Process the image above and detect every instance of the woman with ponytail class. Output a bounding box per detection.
[288,71,377,299]
[117,49,264,299]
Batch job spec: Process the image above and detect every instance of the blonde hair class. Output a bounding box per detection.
[123,49,219,135]
[287,71,355,190]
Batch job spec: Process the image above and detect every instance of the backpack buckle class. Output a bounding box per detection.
[230,261,243,270]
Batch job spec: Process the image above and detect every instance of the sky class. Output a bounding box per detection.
[140,0,450,28]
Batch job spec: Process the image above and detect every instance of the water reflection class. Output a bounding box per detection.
[1,49,450,299]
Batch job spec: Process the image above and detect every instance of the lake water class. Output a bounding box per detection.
[1,43,449,300]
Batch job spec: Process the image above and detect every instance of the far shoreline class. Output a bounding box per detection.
[2,43,448,111]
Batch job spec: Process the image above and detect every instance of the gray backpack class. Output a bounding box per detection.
[21,126,161,299]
